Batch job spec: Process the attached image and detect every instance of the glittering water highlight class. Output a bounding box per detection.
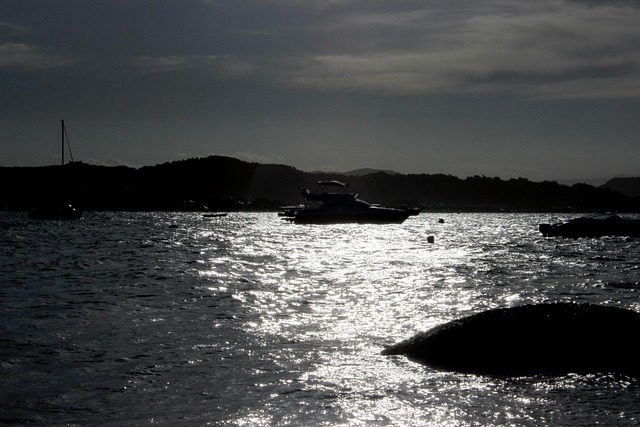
[1,211,640,426]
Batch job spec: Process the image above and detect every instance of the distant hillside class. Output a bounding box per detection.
[556,178,610,187]
[343,168,400,176]
[600,177,640,197]
[1,155,639,212]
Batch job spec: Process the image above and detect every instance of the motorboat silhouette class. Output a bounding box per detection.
[281,180,420,224]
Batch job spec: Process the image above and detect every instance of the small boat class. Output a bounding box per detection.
[278,205,305,218]
[28,120,83,220]
[282,181,421,224]
[539,213,640,238]
[203,212,228,218]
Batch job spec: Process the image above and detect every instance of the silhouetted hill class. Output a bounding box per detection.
[343,168,400,176]
[1,156,639,212]
[601,177,640,198]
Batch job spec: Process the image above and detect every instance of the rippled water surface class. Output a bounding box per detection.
[2,212,640,426]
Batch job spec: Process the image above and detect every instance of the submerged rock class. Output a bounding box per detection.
[381,303,640,377]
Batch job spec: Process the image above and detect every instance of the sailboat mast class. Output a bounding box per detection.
[61,119,65,166]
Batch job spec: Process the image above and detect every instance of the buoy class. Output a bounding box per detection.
[427,235,435,243]
[438,218,444,223]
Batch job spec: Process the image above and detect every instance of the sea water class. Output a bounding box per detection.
[1,211,640,426]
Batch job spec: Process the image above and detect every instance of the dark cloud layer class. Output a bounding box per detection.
[1,1,639,180]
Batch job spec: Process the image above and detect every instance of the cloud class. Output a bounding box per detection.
[3,0,639,100]
[0,42,77,69]
[130,55,254,78]
[131,56,193,73]
[273,1,640,99]
[0,20,31,37]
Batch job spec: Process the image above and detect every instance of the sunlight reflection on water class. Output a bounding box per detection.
[2,211,640,426]
[196,212,640,426]
[226,215,640,425]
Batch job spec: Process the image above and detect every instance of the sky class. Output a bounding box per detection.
[1,0,639,182]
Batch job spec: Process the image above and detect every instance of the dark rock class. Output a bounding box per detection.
[381,303,640,377]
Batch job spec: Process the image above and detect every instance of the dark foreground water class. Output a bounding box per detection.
[2,211,640,426]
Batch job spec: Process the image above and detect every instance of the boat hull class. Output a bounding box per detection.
[292,207,412,224]
[287,183,422,224]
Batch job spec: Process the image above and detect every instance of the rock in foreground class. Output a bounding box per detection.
[382,303,640,377]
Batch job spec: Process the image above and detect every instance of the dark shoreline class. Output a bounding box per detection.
[3,155,639,213]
